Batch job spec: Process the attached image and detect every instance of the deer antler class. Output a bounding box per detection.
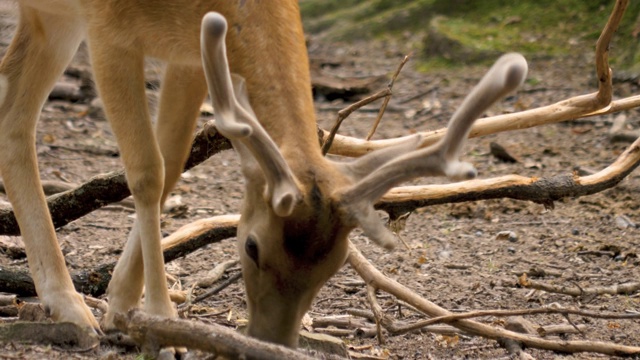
[200,12,301,217]
[338,53,528,249]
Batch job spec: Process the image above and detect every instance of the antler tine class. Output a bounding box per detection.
[339,53,528,250]
[439,53,528,165]
[200,12,252,138]
[201,13,302,217]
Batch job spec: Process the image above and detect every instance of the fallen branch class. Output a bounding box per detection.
[377,135,640,218]
[0,121,232,236]
[518,274,640,298]
[192,271,243,304]
[0,215,239,297]
[114,309,331,360]
[346,309,466,337]
[396,305,640,333]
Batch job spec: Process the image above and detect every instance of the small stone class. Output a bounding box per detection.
[496,231,518,242]
[615,215,636,229]
[611,333,628,342]
[571,228,580,236]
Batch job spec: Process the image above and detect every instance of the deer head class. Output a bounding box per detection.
[201,12,527,347]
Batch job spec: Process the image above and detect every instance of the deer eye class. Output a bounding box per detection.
[245,236,259,264]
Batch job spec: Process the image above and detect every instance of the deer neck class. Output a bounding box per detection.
[223,3,322,164]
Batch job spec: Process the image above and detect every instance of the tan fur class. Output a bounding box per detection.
[0,0,527,348]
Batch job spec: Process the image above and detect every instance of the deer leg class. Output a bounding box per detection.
[86,40,176,326]
[155,64,207,204]
[100,63,206,328]
[0,7,99,331]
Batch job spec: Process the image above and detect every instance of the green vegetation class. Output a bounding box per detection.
[300,0,640,69]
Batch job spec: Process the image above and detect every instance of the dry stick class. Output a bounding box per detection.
[0,180,137,210]
[0,120,232,236]
[321,88,391,155]
[366,286,385,345]
[348,241,640,356]
[365,54,410,141]
[347,308,465,336]
[543,324,587,336]
[195,259,239,288]
[192,271,243,304]
[393,306,640,335]
[519,276,640,298]
[323,0,629,157]
[324,93,640,156]
[113,309,321,360]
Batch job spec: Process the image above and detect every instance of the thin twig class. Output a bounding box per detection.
[366,54,410,140]
[192,271,243,304]
[321,88,391,155]
[518,274,640,298]
[366,286,385,345]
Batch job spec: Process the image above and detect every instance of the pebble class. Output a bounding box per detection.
[496,230,518,242]
[615,215,636,229]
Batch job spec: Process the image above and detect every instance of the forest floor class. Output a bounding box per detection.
[0,2,639,359]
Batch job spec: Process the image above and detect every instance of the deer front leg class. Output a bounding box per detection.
[87,41,175,327]
[101,64,207,329]
[0,8,99,331]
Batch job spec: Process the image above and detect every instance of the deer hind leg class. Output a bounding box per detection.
[155,64,207,203]
[0,7,99,331]
[100,63,207,328]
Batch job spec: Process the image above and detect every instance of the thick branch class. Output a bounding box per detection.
[0,215,238,297]
[0,121,231,236]
[114,309,322,360]
[377,136,640,217]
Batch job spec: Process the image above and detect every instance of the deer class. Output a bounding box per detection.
[0,0,527,349]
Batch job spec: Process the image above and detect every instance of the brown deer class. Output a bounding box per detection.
[0,0,527,348]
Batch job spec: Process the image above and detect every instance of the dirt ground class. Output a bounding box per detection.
[0,2,639,360]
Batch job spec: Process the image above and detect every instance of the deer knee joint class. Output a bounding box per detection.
[127,166,164,205]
